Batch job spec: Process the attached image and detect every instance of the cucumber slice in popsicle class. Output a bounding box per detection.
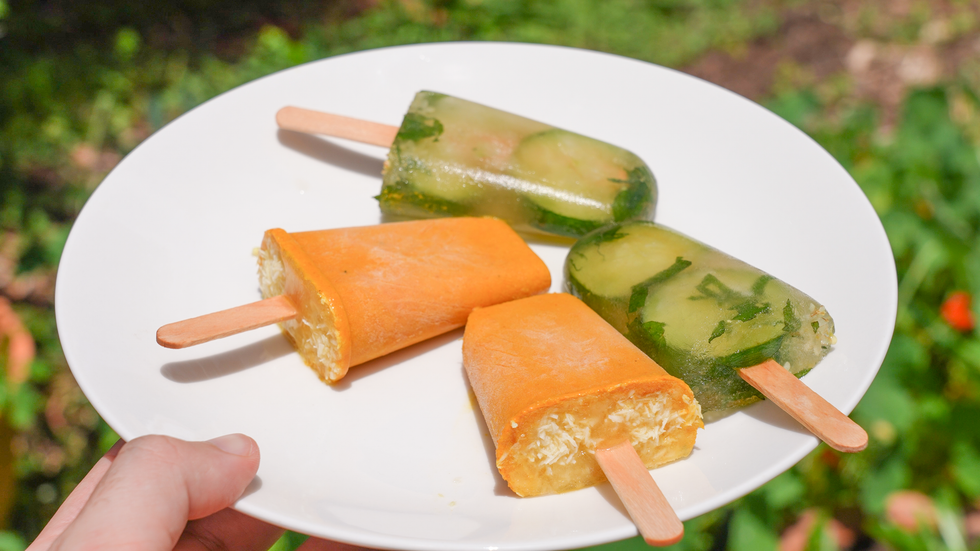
[511,129,656,236]
[630,268,798,411]
[565,220,836,412]
[565,223,698,332]
[375,177,468,218]
[381,91,657,238]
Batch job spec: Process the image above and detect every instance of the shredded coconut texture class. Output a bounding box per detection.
[501,388,702,496]
[255,243,344,383]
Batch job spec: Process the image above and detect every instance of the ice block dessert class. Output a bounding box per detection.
[462,292,702,497]
[159,217,551,384]
[380,91,657,238]
[564,221,836,413]
[277,91,657,238]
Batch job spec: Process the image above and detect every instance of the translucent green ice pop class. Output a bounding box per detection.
[277,91,656,238]
[564,220,837,414]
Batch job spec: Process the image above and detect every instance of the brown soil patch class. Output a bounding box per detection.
[681,1,980,131]
[682,9,852,102]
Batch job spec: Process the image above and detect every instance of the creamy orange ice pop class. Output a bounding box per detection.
[462,293,702,497]
[159,217,551,384]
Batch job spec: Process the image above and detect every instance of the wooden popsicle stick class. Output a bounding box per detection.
[156,295,297,349]
[738,359,868,453]
[276,106,398,148]
[595,440,684,547]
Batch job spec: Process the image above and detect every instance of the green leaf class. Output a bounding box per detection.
[731,300,770,322]
[7,385,41,429]
[950,439,980,498]
[867,522,934,551]
[267,531,309,551]
[578,535,649,550]
[375,180,466,218]
[933,487,968,551]
[693,273,742,303]
[628,284,648,314]
[611,165,656,222]
[852,369,918,435]
[0,531,26,551]
[804,512,842,551]
[28,358,53,384]
[782,300,802,333]
[883,333,931,378]
[750,275,773,295]
[717,334,785,369]
[760,470,806,510]
[114,28,142,61]
[765,89,821,129]
[395,112,444,142]
[252,26,307,68]
[640,320,668,351]
[852,157,896,214]
[576,224,627,250]
[528,203,607,238]
[580,509,728,551]
[727,507,779,551]
[708,320,726,343]
[98,422,121,453]
[628,256,691,313]
[860,455,911,515]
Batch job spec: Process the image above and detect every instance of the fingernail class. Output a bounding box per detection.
[207,434,254,456]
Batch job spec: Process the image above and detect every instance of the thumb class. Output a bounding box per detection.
[49,434,260,551]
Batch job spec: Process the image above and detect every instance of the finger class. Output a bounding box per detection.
[297,537,375,551]
[175,507,284,551]
[27,440,125,551]
[49,433,260,551]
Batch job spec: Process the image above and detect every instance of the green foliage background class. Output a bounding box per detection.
[2,0,980,549]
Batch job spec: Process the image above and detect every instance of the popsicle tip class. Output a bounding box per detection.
[275,106,298,127]
[643,526,684,547]
[155,327,183,349]
[738,361,870,454]
[827,424,869,453]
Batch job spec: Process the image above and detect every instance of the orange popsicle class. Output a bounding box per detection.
[462,293,702,497]
[159,217,551,384]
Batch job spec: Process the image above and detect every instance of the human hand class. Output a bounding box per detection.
[28,434,368,551]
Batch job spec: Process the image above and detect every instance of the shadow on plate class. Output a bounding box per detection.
[160,335,294,383]
[277,129,385,178]
[739,398,814,438]
[593,480,632,521]
[458,364,514,498]
[240,475,264,500]
[162,325,471,389]
[329,327,467,390]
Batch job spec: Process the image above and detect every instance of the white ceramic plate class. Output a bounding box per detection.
[55,43,897,551]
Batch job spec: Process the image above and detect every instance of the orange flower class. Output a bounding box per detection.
[779,509,856,551]
[885,490,937,532]
[941,291,975,332]
[0,297,34,385]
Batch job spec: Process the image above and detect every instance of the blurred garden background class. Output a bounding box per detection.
[2,0,980,549]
